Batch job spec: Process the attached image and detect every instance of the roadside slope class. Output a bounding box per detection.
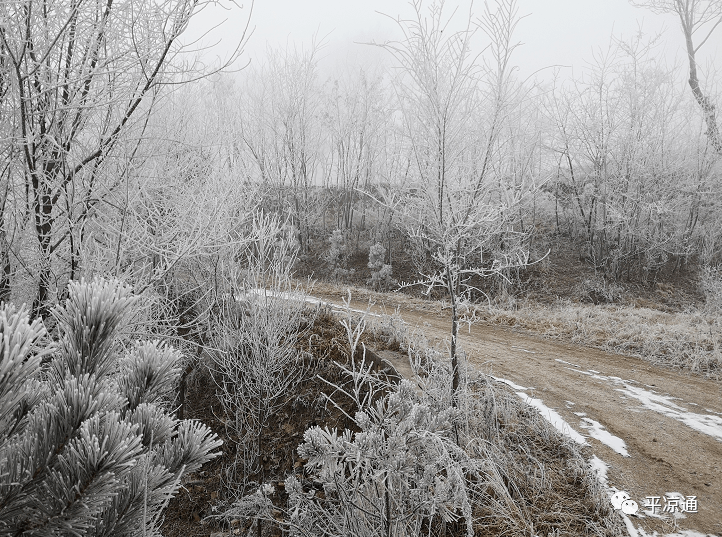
[315,291,722,535]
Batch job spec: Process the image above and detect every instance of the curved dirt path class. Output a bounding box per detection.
[313,291,722,536]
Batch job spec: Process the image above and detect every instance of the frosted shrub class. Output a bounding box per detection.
[326,229,353,281]
[285,362,474,537]
[368,242,394,290]
[210,214,310,493]
[0,278,221,536]
[700,265,722,312]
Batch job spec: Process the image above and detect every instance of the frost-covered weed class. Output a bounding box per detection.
[368,242,394,290]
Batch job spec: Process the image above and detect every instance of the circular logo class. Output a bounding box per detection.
[621,499,639,515]
[611,491,630,510]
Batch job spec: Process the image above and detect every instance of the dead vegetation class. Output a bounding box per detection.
[476,301,722,379]
[161,302,623,537]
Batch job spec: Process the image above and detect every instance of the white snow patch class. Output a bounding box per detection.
[511,345,536,354]
[636,530,716,537]
[588,455,609,485]
[579,418,630,457]
[234,290,388,319]
[573,411,586,416]
[556,358,580,367]
[616,384,722,442]
[621,512,640,537]
[490,376,529,391]
[516,392,587,444]
[565,367,722,443]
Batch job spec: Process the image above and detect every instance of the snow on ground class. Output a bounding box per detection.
[516,392,588,444]
[555,358,581,368]
[589,455,609,484]
[232,289,387,319]
[567,368,722,443]
[636,530,718,537]
[579,417,630,457]
[614,383,722,443]
[489,375,530,391]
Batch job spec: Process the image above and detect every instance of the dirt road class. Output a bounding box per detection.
[314,291,722,536]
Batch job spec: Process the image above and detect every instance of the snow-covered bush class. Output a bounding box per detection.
[367,242,394,290]
[326,229,353,281]
[0,278,221,536]
[285,360,474,537]
[700,264,722,312]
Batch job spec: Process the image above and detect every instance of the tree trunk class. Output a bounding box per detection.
[681,14,722,153]
[31,182,54,319]
[446,265,460,407]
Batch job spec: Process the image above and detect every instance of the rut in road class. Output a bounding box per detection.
[313,291,722,536]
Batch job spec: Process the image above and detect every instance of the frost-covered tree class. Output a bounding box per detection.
[631,0,722,153]
[368,242,394,290]
[0,278,221,536]
[374,0,535,403]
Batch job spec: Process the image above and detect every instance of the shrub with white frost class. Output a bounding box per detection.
[368,242,393,290]
[286,371,475,537]
[0,278,221,536]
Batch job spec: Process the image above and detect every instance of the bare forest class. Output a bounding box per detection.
[1,0,722,536]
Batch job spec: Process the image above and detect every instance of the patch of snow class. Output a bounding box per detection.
[579,418,630,457]
[511,345,536,354]
[573,411,586,416]
[489,376,529,391]
[589,455,608,485]
[616,384,722,442]
[565,367,722,443]
[589,369,600,374]
[565,400,575,406]
[516,392,587,444]
[234,290,388,319]
[621,512,640,537]
[556,358,580,367]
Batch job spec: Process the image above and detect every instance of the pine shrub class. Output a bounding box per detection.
[0,278,221,536]
[367,242,393,290]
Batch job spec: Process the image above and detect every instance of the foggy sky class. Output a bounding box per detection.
[185,0,722,82]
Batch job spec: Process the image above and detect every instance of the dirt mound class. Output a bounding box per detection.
[161,305,622,537]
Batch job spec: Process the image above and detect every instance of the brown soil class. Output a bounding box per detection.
[313,288,722,535]
[161,308,398,537]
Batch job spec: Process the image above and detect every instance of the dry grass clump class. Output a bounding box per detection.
[461,374,622,536]
[477,301,722,378]
[356,310,622,536]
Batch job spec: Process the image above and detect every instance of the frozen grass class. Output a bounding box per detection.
[476,301,722,380]
[354,309,624,536]
[309,281,722,380]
